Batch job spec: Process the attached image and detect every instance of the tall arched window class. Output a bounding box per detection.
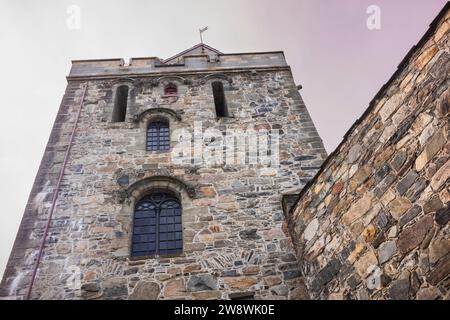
[146,120,170,151]
[112,85,129,122]
[131,192,182,257]
[212,81,229,117]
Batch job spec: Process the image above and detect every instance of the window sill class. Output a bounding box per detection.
[146,150,171,154]
[216,116,237,122]
[129,253,184,261]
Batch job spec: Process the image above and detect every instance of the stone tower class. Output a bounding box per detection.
[0,43,327,300]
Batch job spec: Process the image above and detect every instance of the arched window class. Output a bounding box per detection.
[146,120,170,151]
[164,84,178,96]
[131,192,182,257]
[212,81,229,117]
[112,85,129,122]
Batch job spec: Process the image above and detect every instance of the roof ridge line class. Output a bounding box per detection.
[162,43,223,63]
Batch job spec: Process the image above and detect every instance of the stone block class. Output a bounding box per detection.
[187,274,218,292]
[388,197,412,220]
[129,281,160,300]
[342,194,373,225]
[415,127,446,171]
[378,241,397,264]
[397,215,433,255]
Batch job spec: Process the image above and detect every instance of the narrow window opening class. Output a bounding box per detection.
[112,85,129,122]
[212,81,229,117]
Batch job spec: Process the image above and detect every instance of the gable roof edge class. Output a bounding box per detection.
[163,43,223,64]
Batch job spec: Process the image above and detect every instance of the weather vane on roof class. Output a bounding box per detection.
[199,26,208,45]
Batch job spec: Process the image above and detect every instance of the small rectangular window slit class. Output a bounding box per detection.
[212,81,229,117]
[112,85,129,122]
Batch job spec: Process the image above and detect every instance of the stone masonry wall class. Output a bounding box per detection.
[286,7,449,300]
[1,57,327,299]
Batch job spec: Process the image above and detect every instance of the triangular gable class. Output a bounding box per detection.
[163,43,223,64]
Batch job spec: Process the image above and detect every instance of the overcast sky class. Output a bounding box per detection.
[0,0,446,278]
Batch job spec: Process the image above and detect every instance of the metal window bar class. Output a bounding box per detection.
[147,122,170,151]
[132,193,182,257]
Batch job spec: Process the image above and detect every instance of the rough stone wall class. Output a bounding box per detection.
[286,7,449,300]
[0,81,87,300]
[0,54,326,299]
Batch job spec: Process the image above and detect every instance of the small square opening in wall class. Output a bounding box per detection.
[164,84,178,96]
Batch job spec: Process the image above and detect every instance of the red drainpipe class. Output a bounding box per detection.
[26,83,88,300]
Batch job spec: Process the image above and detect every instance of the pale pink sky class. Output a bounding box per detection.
[0,0,446,277]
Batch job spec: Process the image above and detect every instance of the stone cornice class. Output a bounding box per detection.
[66,66,292,81]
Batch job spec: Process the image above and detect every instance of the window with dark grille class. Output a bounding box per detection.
[164,84,177,96]
[212,81,229,117]
[131,192,182,257]
[112,85,129,122]
[146,121,170,151]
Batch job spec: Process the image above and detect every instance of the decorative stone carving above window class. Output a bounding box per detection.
[133,107,182,123]
[199,73,232,85]
[111,77,136,85]
[151,75,191,87]
[116,174,197,201]
[207,54,220,63]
